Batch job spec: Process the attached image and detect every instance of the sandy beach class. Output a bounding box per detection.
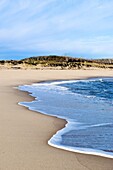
[0,69,113,170]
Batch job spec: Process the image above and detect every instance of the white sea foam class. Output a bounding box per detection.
[48,140,113,159]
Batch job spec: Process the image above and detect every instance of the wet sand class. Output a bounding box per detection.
[0,69,113,170]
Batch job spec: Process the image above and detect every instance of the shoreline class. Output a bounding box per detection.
[1,69,113,170]
[18,78,113,159]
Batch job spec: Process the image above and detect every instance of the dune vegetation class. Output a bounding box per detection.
[0,55,113,69]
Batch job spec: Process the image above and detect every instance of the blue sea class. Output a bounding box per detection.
[18,78,113,158]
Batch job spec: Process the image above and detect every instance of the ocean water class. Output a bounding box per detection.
[18,78,113,158]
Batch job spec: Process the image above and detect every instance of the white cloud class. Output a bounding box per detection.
[0,0,113,59]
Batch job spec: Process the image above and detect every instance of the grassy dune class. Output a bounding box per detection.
[1,55,113,69]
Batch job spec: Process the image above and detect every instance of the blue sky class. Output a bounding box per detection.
[0,0,113,60]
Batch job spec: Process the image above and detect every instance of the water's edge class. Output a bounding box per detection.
[17,78,113,159]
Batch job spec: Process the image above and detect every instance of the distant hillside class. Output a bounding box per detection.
[94,59,113,64]
[0,55,113,69]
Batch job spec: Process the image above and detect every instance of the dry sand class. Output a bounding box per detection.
[0,69,113,170]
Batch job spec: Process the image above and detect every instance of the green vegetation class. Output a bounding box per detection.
[0,55,113,69]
